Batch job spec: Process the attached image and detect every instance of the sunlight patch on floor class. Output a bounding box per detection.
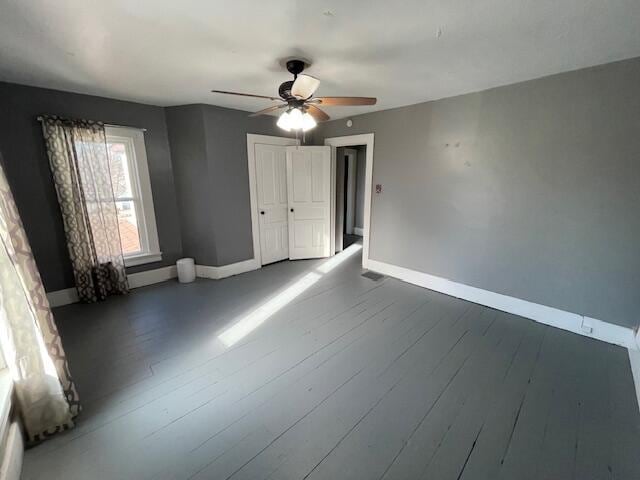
[317,243,362,274]
[218,243,362,347]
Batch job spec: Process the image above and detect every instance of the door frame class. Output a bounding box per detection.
[324,133,375,268]
[335,150,346,253]
[247,134,298,267]
[344,148,357,235]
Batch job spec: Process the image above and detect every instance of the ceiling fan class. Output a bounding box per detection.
[211,59,377,132]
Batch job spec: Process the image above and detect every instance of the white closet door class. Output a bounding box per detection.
[255,143,289,265]
[286,146,332,259]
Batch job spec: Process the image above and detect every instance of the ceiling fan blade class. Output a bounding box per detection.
[312,96,377,106]
[291,74,320,99]
[211,89,281,101]
[306,104,330,122]
[249,104,288,117]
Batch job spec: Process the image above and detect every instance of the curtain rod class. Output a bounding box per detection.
[36,116,147,132]
[104,123,147,132]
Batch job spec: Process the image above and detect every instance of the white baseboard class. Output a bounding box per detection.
[196,258,260,280]
[46,259,262,307]
[46,265,178,307]
[127,265,177,289]
[353,227,364,236]
[629,331,640,413]
[47,288,79,308]
[367,259,637,350]
[629,348,640,413]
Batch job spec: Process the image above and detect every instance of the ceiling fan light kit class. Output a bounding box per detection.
[276,108,317,132]
[211,58,377,133]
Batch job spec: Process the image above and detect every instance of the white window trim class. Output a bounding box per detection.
[123,252,163,267]
[105,126,161,267]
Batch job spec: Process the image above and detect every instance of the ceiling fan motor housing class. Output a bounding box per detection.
[278,80,294,99]
[285,59,306,76]
[280,59,308,100]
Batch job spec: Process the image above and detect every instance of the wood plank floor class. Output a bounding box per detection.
[23,246,640,479]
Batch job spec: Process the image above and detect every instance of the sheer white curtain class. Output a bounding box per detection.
[0,156,80,443]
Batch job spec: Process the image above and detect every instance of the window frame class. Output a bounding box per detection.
[105,126,161,267]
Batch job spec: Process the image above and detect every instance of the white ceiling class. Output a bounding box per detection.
[1,0,640,119]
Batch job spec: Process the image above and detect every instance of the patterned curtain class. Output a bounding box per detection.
[40,116,129,302]
[0,157,80,443]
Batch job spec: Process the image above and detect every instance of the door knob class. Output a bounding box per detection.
[290,208,294,212]
[260,211,265,215]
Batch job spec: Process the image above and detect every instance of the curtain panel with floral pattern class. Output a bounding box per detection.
[0,156,80,442]
[40,115,129,302]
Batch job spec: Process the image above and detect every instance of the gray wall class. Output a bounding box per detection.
[167,104,294,266]
[165,105,214,265]
[317,57,640,329]
[0,82,183,292]
[355,146,367,230]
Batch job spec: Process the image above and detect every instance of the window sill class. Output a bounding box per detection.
[124,252,162,267]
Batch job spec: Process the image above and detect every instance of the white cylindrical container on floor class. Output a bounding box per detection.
[176,258,196,283]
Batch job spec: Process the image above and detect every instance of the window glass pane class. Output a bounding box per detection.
[108,142,134,199]
[116,200,142,255]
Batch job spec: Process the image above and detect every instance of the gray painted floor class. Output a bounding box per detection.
[23,247,640,479]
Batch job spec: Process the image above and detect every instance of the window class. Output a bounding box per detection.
[105,126,161,266]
